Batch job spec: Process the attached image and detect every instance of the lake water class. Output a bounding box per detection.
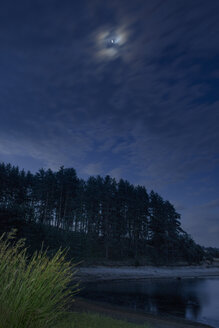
[80,278,219,327]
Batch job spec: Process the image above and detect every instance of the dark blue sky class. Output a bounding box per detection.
[0,0,219,246]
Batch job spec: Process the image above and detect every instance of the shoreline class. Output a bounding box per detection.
[76,265,219,282]
[74,266,219,327]
[73,297,213,328]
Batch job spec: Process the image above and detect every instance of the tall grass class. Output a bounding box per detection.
[0,230,78,328]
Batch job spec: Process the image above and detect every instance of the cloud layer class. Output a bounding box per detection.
[0,0,219,246]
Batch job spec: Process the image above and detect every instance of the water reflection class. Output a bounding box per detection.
[80,278,219,327]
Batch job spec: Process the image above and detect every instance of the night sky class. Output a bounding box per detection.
[0,0,219,247]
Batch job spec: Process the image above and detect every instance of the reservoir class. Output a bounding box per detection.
[80,278,219,327]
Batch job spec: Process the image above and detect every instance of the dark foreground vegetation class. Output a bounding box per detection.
[58,313,149,328]
[0,162,217,265]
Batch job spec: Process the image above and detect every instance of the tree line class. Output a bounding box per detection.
[0,162,206,264]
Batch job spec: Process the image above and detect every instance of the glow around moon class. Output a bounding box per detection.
[96,27,128,60]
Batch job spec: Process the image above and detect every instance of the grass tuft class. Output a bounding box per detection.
[0,230,78,328]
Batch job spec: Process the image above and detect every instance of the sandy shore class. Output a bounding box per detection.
[76,265,219,282]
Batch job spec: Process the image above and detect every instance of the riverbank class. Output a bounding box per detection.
[76,265,219,282]
[72,297,213,328]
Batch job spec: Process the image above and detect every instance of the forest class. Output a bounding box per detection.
[0,162,210,265]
